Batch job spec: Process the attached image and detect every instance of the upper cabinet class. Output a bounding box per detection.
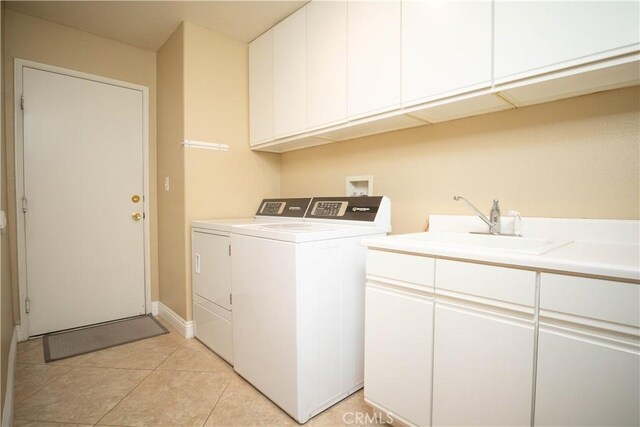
[494,1,640,83]
[307,1,348,131]
[273,8,307,138]
[402,0,492,107]
[249,0,639,152]
[347,0,402,119]
[249,30,273,146]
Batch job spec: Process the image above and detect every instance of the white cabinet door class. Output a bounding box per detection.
[249,30,274,146]
[364,285,433,427]
[535,273,640,426]
[273,8,307,137]
[402,0,492,106]
[494,1,640,83]
[535,326,640,427]
[192,231,231,310]
[432,302,534,426]
[307,1,347,130]
[348,0,401,118]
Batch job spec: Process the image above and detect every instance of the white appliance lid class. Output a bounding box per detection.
[231,221,388,243]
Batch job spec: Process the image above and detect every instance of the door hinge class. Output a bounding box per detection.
[25,297,30,313]
[21,196,28,213]
[230,294,232,305]
[228,244,231,256]
[20,94,24,110]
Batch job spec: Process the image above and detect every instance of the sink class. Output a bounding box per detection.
[395,232,572,255]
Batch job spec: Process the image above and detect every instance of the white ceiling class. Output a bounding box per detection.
[5,1,308,51]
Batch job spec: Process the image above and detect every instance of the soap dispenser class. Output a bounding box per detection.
[508,210,522,236]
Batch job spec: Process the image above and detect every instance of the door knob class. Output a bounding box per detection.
[132,212,142,221]
[132,195,141,203]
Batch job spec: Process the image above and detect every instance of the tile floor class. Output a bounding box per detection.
[14,317,387,427]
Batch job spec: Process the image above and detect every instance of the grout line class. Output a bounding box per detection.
[90,339,189,424]
[17,331,226,426]
[15,419,93,426]
[93,422,141,427]
[201,380,231,427]
[93,368,155,426]
[154,367,235,373]
[13,363,74,405]
[151,339,185,372]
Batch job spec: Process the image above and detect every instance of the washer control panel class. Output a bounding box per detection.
[255,198,312,218]
[260,202,286,215]
[306,196,383,222]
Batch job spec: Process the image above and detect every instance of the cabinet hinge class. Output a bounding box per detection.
[25,297,30,314]
[20,94,24,110]
[21,196,28,213]
[230,294,232,305]
[228,245,231,256]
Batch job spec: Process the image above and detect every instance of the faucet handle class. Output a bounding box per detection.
[490,199,501,216]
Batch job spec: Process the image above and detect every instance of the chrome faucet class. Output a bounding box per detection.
[454,196,501,234]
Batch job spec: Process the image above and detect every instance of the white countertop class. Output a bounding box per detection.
[363,216,640,282]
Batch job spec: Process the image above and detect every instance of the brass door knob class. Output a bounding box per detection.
[132,212,142,221]
[132,195,141,203]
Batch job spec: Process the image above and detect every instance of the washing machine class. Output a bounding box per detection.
[230,196,391,423]
[191,198,311,364]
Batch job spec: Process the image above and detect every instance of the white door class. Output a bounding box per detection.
[535,326,640,427]
[306,0,348,130]
[494,1,640,83]
[347,0,401,118]
[273,7,307,138]
[432,302,535,426]
[22,66,146,336]
[192,231,231,310]
[364,285,433,427]
[402,0,492,106]
[249,30,274,146]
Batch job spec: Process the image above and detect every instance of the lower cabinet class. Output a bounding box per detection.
[364,284,433,427]
[431,301,535,426]
[364,250,640,427]
[534,273,640,426]
[535,326,639,427]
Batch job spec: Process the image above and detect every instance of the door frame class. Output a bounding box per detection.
[14,59,151,340]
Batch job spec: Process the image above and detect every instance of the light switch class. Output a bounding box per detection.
[164,176,170,192]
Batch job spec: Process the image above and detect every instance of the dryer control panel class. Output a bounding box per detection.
[255,198,312,218]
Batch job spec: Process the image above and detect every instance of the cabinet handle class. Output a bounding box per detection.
[195,254,201,274]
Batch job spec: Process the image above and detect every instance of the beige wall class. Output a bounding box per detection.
[2,10,159,322]
[156,24,187,319]
[183,22,280,220]
[1,1,15,415]
[281,87,640,234]
[182,22,280,320]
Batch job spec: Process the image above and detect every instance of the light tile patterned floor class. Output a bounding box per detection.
[14,317,387,427]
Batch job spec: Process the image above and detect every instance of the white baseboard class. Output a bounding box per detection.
[151,301,159,316]
[156,302,193,339]
[2,326,18,427]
